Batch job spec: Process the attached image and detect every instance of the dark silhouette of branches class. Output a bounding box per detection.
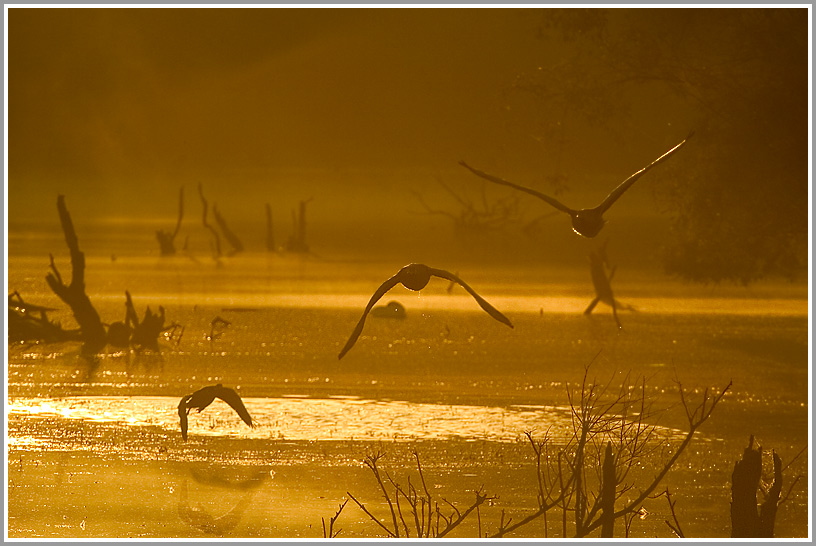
[44,195,107,354]
[212,204,244,255]
[322,499,348,538]
[490,360,730,538]
[347,450,493,538]
[198,184,222,258]
[337,361,735,539]
[655,488,685,538]
[156,186,184,256]
[285,198,313,253]
[412,180,524,239]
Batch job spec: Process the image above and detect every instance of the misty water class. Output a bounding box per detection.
[6,219,809,539]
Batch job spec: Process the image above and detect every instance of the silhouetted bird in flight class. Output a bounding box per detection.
[338,263,513,359]
[459,132,693,238]
[584,242,635,329]
[177,384,253,441]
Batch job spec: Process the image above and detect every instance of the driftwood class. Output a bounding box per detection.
[731,435,783,538]
[156,186,184,255]
[44,195,107,354]
[8,291,79,344]
[107,291,178,351]
[212,204,244,255]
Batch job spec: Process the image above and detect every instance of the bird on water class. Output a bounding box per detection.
[338,263,513,359]
[177,384,253,441]
[459,132,693,238]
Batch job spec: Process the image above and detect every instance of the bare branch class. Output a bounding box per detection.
[322,499,348,538]
[346,492,396,538]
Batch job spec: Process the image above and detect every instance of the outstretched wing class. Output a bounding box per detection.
[178,395,192,441]
[430,268,514,329]
[459,161,575,215]
[597,132,694,214]
[338,272,403,359]
[215,386,253,427]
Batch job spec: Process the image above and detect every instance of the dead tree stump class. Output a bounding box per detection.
[600,441,616,537]
[731,435,783,537]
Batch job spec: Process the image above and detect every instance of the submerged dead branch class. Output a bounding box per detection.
[213,204,244,255]
[156,186,184,256]
[8,291,79,344]
[286,198,313,253]
[198,184,222,258]
[44,195,107,354]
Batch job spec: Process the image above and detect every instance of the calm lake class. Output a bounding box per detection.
[6,222,810,538]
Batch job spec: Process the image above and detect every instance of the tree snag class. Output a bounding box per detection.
[600,441,616,537]
[731,435,783,538]
[212,204,244,255]
[286,198,312,253]
[44,195,107,354]
[156,186,184,255]
[198,183,222,257]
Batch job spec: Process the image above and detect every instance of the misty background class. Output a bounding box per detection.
[7,8,809,280]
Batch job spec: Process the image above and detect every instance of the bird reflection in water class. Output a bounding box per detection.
[190,465,273,490]
[177,464,272,536]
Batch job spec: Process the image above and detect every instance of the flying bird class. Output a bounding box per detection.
[459,132,693,238]
[178,384,253,441]
[338,263,513,359]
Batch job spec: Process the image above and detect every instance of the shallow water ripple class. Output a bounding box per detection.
[8,395,686,446]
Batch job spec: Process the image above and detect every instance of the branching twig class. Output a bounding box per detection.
[322,499,348,538]
[347,491,396,538]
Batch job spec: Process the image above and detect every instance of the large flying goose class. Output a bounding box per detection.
[338,263,513,359]
[459,132,693,238]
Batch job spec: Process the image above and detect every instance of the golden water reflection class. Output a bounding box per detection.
[7,395,686,445]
